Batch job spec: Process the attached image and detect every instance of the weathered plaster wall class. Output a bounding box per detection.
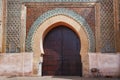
[0,53,33,76]
[89,53,120,77]
[0,53,119,77]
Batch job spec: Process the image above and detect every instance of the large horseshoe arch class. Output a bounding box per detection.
[26,8,95,76]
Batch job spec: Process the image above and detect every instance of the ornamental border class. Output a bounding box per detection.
[21,0,98,3]
[25,8,95,52]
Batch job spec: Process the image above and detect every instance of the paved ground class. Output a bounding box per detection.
[0,76,119,80]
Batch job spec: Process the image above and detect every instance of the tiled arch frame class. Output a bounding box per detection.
[26,8,95,52]
[25,8,95,76]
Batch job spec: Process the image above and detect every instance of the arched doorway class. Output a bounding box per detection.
[43,25,82,76]
[27,9,95,76]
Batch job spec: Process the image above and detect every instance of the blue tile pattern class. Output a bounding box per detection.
[6,0,116,53]
[26,8,95,52]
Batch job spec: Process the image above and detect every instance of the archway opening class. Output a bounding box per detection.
[43,25,82,76]
[31,14,91,76]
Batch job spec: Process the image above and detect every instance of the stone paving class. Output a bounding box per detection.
[0,76,120,80]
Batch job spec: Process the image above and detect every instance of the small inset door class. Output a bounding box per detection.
[43,25,82,76]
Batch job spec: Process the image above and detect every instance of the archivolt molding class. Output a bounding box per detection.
[26,8,95,52]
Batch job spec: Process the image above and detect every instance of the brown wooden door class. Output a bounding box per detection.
[43,26,82,76]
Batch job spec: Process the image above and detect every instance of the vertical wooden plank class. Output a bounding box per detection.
[62,26,82,76]
[43,26,62,76]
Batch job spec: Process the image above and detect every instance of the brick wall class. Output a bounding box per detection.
[26,4,95,36]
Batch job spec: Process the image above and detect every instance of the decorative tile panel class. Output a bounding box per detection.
[6,0,21,53]
[100,0,116,52]
[25,8,95,52]
[26,3,95,36]
[5,0,116,53]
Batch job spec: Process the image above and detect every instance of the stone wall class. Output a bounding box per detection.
[0,53,33,76]
[89,53,120,77]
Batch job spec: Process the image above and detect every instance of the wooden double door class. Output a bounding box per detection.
[43,25,82,76]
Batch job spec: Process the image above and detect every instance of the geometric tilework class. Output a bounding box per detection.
[23,0,116,53]
[100,0,116,53]
[6,0,21,53]
[5,0,116,53]
[25,8,95,52]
